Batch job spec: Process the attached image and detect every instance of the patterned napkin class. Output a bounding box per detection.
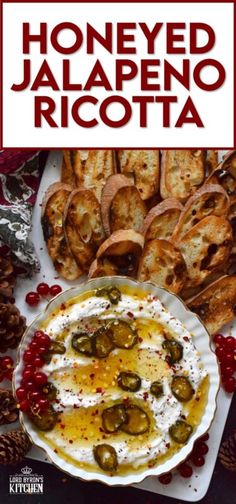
[0,150,44,276]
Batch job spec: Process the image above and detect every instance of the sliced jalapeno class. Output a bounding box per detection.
[102,404,127,433]
[109,320,138,349]
[169,420,193,444]
[30,406,58,431]
[150,381,163,398]
[42,382,57,401]
[162,340,183,364]
[171,376,194,402]
[43,341,66,363]
[96,286,121,305]
[121,405,150,435]
[71,332,93,356]
[92,328,114,359]
[93,444,118,471]
[117,371,141,392]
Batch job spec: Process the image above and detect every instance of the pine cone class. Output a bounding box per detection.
[0,303,26,352]
[0,388,18,425]
[0,428,31,465]
[0,254,16,301]
[219,432,236,471]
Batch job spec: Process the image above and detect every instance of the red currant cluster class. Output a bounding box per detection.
[0,356,14,382]
[158,433,209,484]
[25,283,62,306]
[213,334,236,393]
[16,330,51,413]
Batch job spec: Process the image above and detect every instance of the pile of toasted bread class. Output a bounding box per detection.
[41,149,236,335]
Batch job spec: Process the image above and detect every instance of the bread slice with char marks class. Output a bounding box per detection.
[142,198,183,241]
[96,229,144,277]
[160,150,206,202]
[206,150,218,174]
[178,215,232,288]
[101,174,147,236]
[187,275,236,334]
[71,150,115,201]
[88,258,119,278]
[64,188,105,272]
[205,150,236,202]
[41,182,82,280]
[117,150,160,200]
[61,150,76,186]
[172,184,229,243]
[137,239,186,294]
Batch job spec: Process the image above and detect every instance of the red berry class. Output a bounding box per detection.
[192,455,205,467]
[224,336,236,351]
[25,381,36,392]
[178,463,193,478]
[158,472,172,485]
[16,387,27,400]
[215,346,224,361]
[38,398,49,411]
[0,356,14,369]
[199,433,209,442]
[36,333,51,347]
[22,368,34,381]
[221,365,235,377]
[221,353,235,366]
[194,442,209,456]
[25,292,40,306]
[34,330,46,340]
[19,399,30,412]
[33,356,44,368]
[29,391,42,403]
[37,283,50,296]
[23,350,35,364]
[49,285,62,297]
[37,346,48,355]
[223,376,236,393]
[213,334,225,346]
[34,372,48,386]
[29,340,40,352]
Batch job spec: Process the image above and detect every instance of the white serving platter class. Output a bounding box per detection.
[1,150,233,501]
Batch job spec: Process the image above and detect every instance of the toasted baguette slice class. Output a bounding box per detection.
[64,188,105,272]
[160,150,206,202]
[101,174,147,236]
[142,198,183,241]
[41,183,82,280]
[137,239,186,293]
[96,230,144,277]
[61,150,76,186]
[172,184,229,243]
[117,150,160,200]
[179,216,232,288]
[71,150,115,201]
[206,150,218,173]
[88,258,119,278]
[187,275,236,334]
[205,150,236,200]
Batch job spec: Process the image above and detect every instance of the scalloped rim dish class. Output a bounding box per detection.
[13,277,220,486]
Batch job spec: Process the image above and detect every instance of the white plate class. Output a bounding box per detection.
[1,150,233,501]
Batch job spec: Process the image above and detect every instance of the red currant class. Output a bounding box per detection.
[34,372,48,386]
[221,353,235,366]
[22,368,34,381]
[36,333,51,347]
[25,292,40,306]
[215,346,224,361]
[38,398,49,411]
[34,330,46,340]
[194,442,209,456]
[192,455,205,467]
[0,356,14,369]
[221,365,235,377]
[29,391,42,403]
[49,285,62,297]
[224,336,236,351]
[25,381,36,392]
[222,376,236,393]
[37,283,50,296]
[37,346,48,355]
[33,357,44,368]
[213,334,225,346]
[29,341,40,352]
[178,463,193,478]
[23,350,35,364]
[158,473,172,484]
[200,433,209,442]
[16,387,27,400]
[19,399,30,412]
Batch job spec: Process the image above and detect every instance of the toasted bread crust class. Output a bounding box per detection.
[172,184,230,243]
[205,150,236,200]
[142,198,183,241]
[187,275,236,334]
[61,151,76,186]
[101,174,133,235]
[71,150,115,201]
[41,183,82,280]
[109,187,147,235]
[137,239,186,293]
[88,258,119,278]
[96,230,144,277]
[161,150,206,202]
[179,215,233,288]
[117,150,160,200]
[206,150,218,173]
[64,188,105,272]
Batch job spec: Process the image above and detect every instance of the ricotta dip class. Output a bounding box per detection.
[35,285,208,475]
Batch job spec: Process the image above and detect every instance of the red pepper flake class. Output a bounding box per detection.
[60,424,65,429]
[166,443,170,449]
[96,387,102,393]
[90,373,95,379]
[99,427,104,433]
[127,311,134,318]
[123,396,130,405]
[138,337,143,343]
[69,440,73,444]
[139,306,144,311]
[143,392,149,401]
[84,437,88,440]
[183,336,189,342]
[60,303,66,310]
[54,449,58,453]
